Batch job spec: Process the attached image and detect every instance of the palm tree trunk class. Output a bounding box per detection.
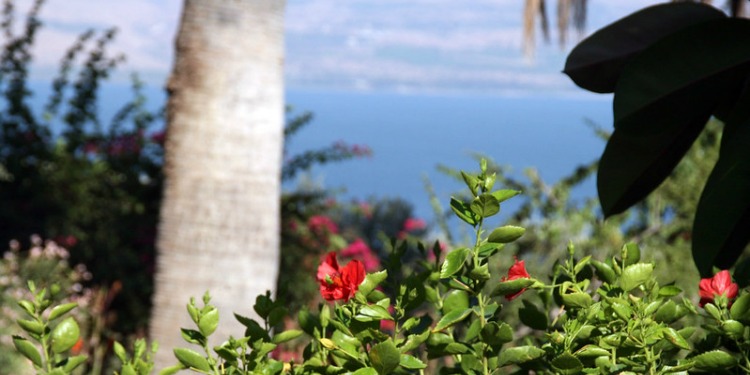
[150,0,285,368]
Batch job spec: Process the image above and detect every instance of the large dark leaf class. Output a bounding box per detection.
[564,2,725,93]
[693,88,750,276]
[598,19,750,216]
[598,104,709,216]
[614,19,750,136]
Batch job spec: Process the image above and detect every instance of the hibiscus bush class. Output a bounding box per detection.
[10,160,750,374]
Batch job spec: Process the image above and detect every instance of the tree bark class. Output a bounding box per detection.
[150,0,285,368]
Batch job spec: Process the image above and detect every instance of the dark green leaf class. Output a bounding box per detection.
[564,2,726,93]
[591,260,616,284]
[551,352,584,375]
[662,327,691,350]
[481,322,513,346]
[351,368,378,375]
[369,340,400,375]
[497,346,546,366]
[519,300,547,330]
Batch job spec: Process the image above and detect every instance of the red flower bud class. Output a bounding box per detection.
[501,257,530,301]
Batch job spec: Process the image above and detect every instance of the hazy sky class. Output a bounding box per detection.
[21,0,666,95]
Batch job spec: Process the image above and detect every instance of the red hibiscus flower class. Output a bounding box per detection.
[699,270,738,307]
[501,257,530,301]
[317,252,365,302]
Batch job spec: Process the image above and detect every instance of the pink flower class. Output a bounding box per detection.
[699,270,738,307]
[341,238,380,271]
[308,215,338,235]
[402,218,426,232]
[317,252,365,302]
[501,257,530,301]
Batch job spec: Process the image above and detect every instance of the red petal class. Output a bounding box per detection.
[317,252,340,282]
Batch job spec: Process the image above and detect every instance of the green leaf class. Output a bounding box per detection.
[658,285,682,297]
[575,345,609,358]
[369,340,400,375]
[400,330,430,353]
[18,300,35,318]
[351,368,378,375]
[48,302,78,321]
[12,336,42,368]
[50,317,80,353]
[487,226,525,244]
[492,189,521,203]
[354,305,393,322]
[450,197,478,225]
[441,290,469,315]
[158,364,187,375]
[399,354,427,370]
[180,328,205,345]
[730,293,750,321]
[551,352,584,375]
[198,308,219,337]
[497,346,546,366]
[433,308,472,332]
[174,347,211,372]
[620,263,654,291]
[121,363,137,375]
[654,300,680,323]
[694,106,750,274]
[490,278,534,298]
[481,322,513,346]
[591,260,616,284]
[439,247,470,278]
[662,327,691,350]
[297,309,320,336]
[564,2,726,93]
[621,243,641,266]
[62,355,88,372]
[114,341,129,362]
[17,319,45,336]
[358,270,388,297]
[693,350,738,371]
[461,171,480,196]
[469,193,500,218]
[562,292,593,309]
[519,300,547,330]
[272,329,303,344]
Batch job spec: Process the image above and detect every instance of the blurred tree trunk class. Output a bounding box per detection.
[149,0,285,368]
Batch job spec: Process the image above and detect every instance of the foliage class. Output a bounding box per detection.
[10,160,750,374]
[563,1,750,276]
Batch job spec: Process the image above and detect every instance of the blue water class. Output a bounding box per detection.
[28,80,614,221]
[285,89,613,220]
